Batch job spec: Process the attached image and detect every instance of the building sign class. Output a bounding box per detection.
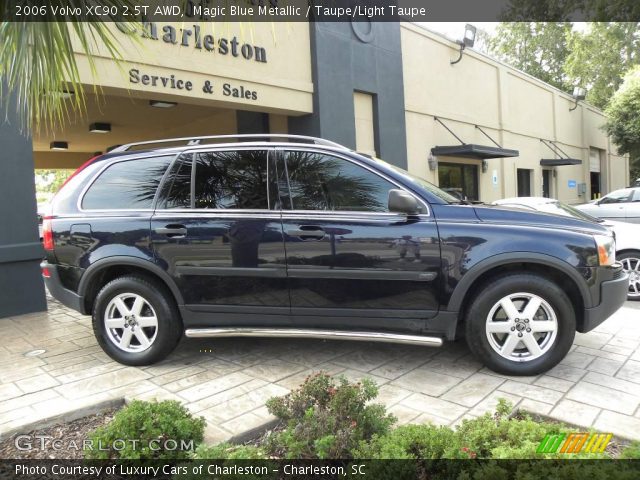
[128,68,258,100]
[116,22,268,63]
[568,180,577,188]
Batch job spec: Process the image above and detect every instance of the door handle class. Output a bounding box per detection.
[155,225,188,238]
[286,225,325,240]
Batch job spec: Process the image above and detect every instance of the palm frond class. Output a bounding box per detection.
[0,0,139,134]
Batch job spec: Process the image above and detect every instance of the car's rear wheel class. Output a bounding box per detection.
[619,251,640,300]
[93,276,182,365]
[465,273,575,376]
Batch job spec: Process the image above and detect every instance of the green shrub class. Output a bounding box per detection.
[264,372,395,459]
[620,440,640,459]
[85,400,206,460]
[358,400,607,460]
[192,442,267,460]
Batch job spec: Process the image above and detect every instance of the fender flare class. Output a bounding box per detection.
[78,256,185,308]
[446,252,592,312]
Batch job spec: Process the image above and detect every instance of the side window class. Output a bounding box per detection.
[162,155,192,209]
[601,189,632,204]
[282,151,395,212]
[194,150,274,209]
[633,189,640,202]
[82,155,173,210]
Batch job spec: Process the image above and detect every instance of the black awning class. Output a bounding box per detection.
[431,144,520,160]
[540,158,582,166]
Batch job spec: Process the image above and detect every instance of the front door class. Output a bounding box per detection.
[278,149,441,332]
[151,149,289,324]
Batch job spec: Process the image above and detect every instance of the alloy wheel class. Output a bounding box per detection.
[104,293,158,353]
[621,256,640,298]
[485,292,558,362]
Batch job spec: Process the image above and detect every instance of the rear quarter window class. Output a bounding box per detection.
[82,155,173,210]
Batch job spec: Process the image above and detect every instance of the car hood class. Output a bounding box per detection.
[474,204,610,235]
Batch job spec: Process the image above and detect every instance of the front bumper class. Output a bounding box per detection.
[41,262,86,314]
[581,264,629,333]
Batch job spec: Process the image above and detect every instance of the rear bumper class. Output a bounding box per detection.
[41,262,86,314]
[581,265,629,333]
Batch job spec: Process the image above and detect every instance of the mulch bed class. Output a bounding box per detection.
[0,408,118,459]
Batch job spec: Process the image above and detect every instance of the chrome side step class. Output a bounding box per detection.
[184,327,443,347]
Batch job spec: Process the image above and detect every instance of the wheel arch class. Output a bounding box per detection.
[78,256,184,315]
[616,248,640,257]
[448,253,590,330]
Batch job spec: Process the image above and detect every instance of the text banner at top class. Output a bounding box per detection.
[2,0,640,22]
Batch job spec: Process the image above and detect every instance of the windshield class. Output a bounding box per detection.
[536,201,602,223]
[370,157,461,204]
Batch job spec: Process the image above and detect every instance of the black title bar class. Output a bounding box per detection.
[1,0,640,22]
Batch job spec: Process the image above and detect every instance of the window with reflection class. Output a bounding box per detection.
[163,154,192,209]
[282,151,394,212]
[194,150,275,209]
[82,155,173,210]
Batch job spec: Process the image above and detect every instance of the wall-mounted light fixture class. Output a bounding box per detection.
[482,159,488,173]
[89,122,111,133]
[569,86,586,111]
[428,151,438,170]
[149,100,177,108]
[50,141,68,151]
[451,24,477,65]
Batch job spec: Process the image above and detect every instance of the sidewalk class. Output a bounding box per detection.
[1,297,639,443]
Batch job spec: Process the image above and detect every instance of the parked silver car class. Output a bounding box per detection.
[575,187,640,224]
[493,196,640,300]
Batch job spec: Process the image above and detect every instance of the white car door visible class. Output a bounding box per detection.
[597,189,634,220]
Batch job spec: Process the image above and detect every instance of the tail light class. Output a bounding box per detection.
[42,218,54,251]
[41,266,51,278]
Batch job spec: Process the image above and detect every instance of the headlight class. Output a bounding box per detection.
[594,234,616,266]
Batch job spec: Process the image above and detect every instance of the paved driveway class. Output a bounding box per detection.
[1,296,640,444]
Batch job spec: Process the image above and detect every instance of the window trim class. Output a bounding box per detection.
[78,153,178,213]
[277,147,430,217]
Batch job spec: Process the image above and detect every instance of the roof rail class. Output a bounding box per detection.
[110,134,348,153]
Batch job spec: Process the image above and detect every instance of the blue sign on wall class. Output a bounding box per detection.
[568,180,577,188]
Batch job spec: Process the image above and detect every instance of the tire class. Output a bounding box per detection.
[92,275,183,366]
[464,273,575,376]
[618,251,640,301]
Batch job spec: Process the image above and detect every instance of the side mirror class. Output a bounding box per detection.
[388,189,420,214]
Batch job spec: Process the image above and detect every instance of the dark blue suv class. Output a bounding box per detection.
[42,135,629,375]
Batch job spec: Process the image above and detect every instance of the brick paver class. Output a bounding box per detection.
[0,294,639,444]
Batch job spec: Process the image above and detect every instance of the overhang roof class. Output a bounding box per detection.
[540,158,582,166]
[431,144,520,160]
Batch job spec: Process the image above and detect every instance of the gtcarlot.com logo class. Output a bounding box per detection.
[537,432,613,454]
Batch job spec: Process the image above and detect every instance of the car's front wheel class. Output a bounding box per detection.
[465,273,575,376]
[93,276,182,366]
[618,251,640,301]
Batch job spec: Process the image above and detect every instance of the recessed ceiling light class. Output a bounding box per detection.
[89,122,111,133]
[50,141,68,151]
[149,100,177,108]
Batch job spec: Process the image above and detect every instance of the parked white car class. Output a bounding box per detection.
[493,197,640,300]
[575,187,640,224]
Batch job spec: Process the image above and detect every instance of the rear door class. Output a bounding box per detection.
[151,148,289,325]
[278,148,441,332]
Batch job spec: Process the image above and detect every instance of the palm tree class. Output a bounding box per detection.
[0,2,137,133]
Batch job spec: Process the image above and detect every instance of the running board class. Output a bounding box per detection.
[184,328,443,347]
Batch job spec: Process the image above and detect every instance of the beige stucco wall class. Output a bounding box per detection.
[401,23,629,204]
